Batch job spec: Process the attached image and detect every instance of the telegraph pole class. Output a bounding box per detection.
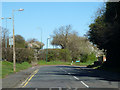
[12,8,24,72]
[12,10,16,72]
[46,37,50,62]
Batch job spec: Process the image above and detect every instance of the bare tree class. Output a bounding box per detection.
[27,38,44,49]
[51,25,72,49]
[2,27,9,48]
[51,25,96,60]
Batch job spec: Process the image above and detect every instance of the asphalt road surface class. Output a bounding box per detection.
[20,66,119,88]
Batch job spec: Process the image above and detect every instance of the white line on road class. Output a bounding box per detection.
[81,81,89,88]
[68,73,71,75]
[73,76,79,80]
[60,67,89,88]
[60,68,67,73]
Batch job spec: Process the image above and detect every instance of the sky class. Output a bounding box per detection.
[1,2,104,49]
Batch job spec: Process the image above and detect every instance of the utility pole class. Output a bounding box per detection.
[12,10,16,72]
[41,28,42,43]
[46,37,50,63]
[12,8,24,72]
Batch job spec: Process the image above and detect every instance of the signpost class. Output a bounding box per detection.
[9,37,13,48]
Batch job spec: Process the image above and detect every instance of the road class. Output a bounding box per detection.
[19,66,119,89]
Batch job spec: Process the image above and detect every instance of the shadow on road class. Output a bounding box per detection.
[54,66,120,82]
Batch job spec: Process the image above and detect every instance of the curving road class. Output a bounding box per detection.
[20,66,119,89]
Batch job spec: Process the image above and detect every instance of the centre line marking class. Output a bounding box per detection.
[73,76,79,80]
[81,81,89,88]
[22,69,39,87]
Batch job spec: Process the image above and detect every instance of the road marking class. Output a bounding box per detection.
[73,76,79,80]
[81,81,89,88]
[22,69,39,87]
[68,73,71,75]
[60,68,67,72]
[60,67,89,88]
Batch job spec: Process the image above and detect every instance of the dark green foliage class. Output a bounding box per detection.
[15,35,26,48]
[87,53,97,61]
[38,49,96,63]
[2,48,34,63]
[87,2,120,68]
[38,49,72,62]
[80,54,88,63]
[80,53,97,63]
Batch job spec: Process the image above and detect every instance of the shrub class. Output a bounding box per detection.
[80,54,88,63]
[2,48,34,63]
[38,49,72,62]
[80,53,97,63]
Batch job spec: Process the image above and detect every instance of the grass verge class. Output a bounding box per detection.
[1,61,32,78]
[38,60,94,66]
[38,60,71,65]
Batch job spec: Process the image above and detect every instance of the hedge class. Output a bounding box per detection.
[38,49,72,62]
[2,48,34,63]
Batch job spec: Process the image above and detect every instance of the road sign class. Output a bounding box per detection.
[9,37,13,45]
[76,60,80,63]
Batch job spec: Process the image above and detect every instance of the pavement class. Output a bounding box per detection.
[1,65,120,89]
[2,65,40,88]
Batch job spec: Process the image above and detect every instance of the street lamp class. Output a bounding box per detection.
[37,27,42,47]
[1,17,12,48]
[12,8,24,72]
[46,37,50,63]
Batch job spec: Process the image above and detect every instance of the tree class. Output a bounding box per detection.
[1,27,9,48]
[87,2,120,68]
[51,25,71,49]
[15,35,26,48]
[51,25,96,61]
[27,38,44,49]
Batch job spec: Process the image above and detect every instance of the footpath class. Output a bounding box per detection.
[1,66,40,88]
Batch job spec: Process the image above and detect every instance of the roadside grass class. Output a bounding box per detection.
[1,60,96,78]
[38,60,71,65]
[1,61,32,78]
[38,60,95,66]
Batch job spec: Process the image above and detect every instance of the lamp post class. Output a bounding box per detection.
[46,37,50,63]
[37,27,42,48]
[12,8,24,72]
[1,17,12,48]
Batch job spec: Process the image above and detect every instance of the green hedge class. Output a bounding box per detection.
[2,48,34,63]
[80,53,97,63]
[38,49,72,62]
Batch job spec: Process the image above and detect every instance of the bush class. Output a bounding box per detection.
[2,48,34,63]
[80,53,97,63]
[80,54,88,63]
[38,49,72,62]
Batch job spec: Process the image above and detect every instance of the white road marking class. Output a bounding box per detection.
[60,68,67,72]
[60,67,89,88]
[68,73,71,75]
[81,81,89,88]
[73,76,79,80]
